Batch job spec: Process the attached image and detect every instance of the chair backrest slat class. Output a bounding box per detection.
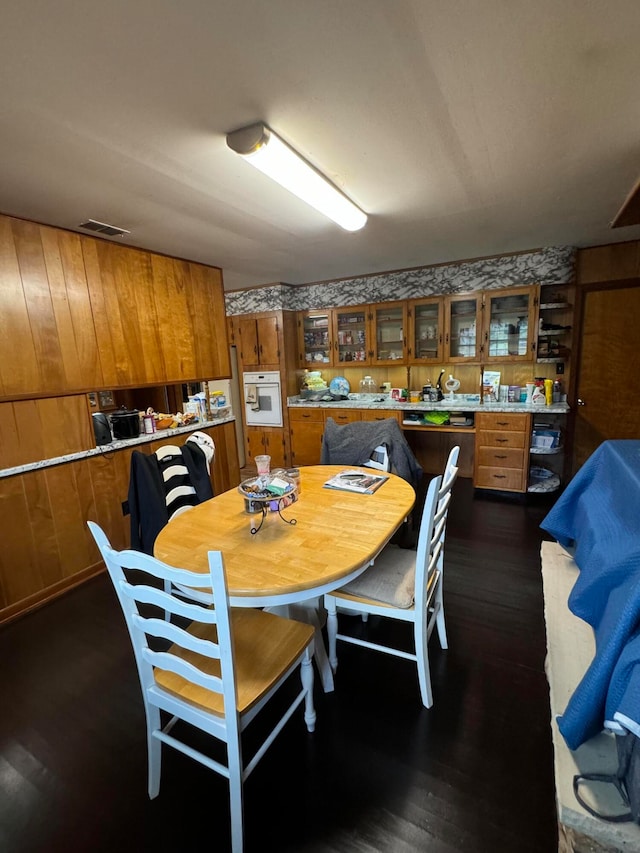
[119,579,217,624]
[132,614,220,658]
[142,648,223,694]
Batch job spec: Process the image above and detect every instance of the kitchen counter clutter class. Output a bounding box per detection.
[0,415,235,480]
[288,394,569,416]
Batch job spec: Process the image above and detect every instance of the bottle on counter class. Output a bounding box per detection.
[436,369,445,401]
[553,379,563,403]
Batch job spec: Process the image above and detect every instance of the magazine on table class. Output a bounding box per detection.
[323,469,389,494]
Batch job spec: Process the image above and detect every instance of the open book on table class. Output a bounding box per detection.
[323,469,389,495]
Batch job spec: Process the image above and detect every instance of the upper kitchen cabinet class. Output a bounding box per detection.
[333,305,371,366]
[0,213,229,401]
[237,312,280,369]
[482,286,538,363]
[298,310,333,368]
[371,301,408,365]
[444,293,483,362]
[407,297,444,364]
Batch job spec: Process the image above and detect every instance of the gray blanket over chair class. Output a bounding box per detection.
[320,417,423,488]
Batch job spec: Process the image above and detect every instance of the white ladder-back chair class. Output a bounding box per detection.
[324,459,458,708]
[88,522,315,853]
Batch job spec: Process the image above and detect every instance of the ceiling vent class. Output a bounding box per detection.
[78,219,130,237]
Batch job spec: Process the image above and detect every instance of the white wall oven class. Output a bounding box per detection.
[243,371,283,427]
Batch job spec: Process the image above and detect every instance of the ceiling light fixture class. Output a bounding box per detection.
[226,122,367,232]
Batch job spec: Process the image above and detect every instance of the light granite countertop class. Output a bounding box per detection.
[1,415,236,480]
[287,393,570,415]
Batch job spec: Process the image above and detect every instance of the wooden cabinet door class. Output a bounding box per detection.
[290,412,324,466]
[245,426,266,461]
[297,310,333,368]
[408,297,444,364]
[482,286,537,363]
[333,305,371,366]
[245,426,287,468]
[238,318,259,368]
[263,427,287,468]
[256,316,280,365]
[371,300,408,365]
[444,293,482,362]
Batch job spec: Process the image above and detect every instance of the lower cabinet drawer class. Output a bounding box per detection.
[475,466,527,492]
[288,407,324,424]
[326,409,362,424]
[477,446,525,469]
[477,429,527,449]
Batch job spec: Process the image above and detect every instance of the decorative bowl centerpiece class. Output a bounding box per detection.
[238,472,298,533]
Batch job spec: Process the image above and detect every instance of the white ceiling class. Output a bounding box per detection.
[2,0,640,292]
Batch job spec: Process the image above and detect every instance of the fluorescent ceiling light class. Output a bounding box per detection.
[226,122,367,232]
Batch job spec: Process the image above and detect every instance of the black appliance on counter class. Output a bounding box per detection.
[92,412,112,446]
[110,407,141,440]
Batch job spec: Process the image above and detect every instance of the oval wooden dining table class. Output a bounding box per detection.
[154,465,415,606]
[154,465,416,691]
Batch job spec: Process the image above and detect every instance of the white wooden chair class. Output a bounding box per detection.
[324,458,458,708]
[88,522,315,853]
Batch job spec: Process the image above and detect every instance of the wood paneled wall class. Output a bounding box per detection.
[577,241,640,284]
[0,421,240,623]
[0,395,95,469]
[0,213,229,401]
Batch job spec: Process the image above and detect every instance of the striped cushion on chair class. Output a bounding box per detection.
[155,446,199,520]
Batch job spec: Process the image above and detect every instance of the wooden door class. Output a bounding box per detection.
[245,426,266,462]
[572,284,640,470]
[256,316,280,365]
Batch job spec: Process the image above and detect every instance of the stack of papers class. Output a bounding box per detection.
[323,469,389,494]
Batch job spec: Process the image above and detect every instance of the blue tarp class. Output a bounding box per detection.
[541,440,640,750]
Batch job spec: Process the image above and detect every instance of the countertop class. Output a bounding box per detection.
[1,415,236,479]
[287,394,570,415]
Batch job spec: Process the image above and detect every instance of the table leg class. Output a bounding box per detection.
[265,599,335,693]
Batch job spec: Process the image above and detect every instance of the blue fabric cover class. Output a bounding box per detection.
[541,440,640,750]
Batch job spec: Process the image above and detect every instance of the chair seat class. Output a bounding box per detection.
[155,608,314,716]
[338,544,416,608]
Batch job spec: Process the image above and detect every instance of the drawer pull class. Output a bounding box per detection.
[494,454,507,459]
[497,421,508,426]
[492,474,507,479]
[496,438,509,443]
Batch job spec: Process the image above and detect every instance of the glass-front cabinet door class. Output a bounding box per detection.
[482,286,536,362]
[298,310,333,368]
[445,293,482,361]
[408,297,443,363]
[371,301,407,365]
[333,305,371,365]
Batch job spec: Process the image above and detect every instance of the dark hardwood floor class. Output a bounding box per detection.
[0,480,558,852]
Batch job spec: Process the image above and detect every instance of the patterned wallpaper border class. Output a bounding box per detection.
[225,245,575,315]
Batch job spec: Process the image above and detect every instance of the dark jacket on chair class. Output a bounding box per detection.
[128,443,213,554]
[321,417,423,489]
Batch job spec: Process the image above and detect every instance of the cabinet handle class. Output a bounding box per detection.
[439,333,443,344]
[496,438,508,443]
[497,421,508,426]
[492,474,507,479]
[485,330,489,341]
[494,454,507,459]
